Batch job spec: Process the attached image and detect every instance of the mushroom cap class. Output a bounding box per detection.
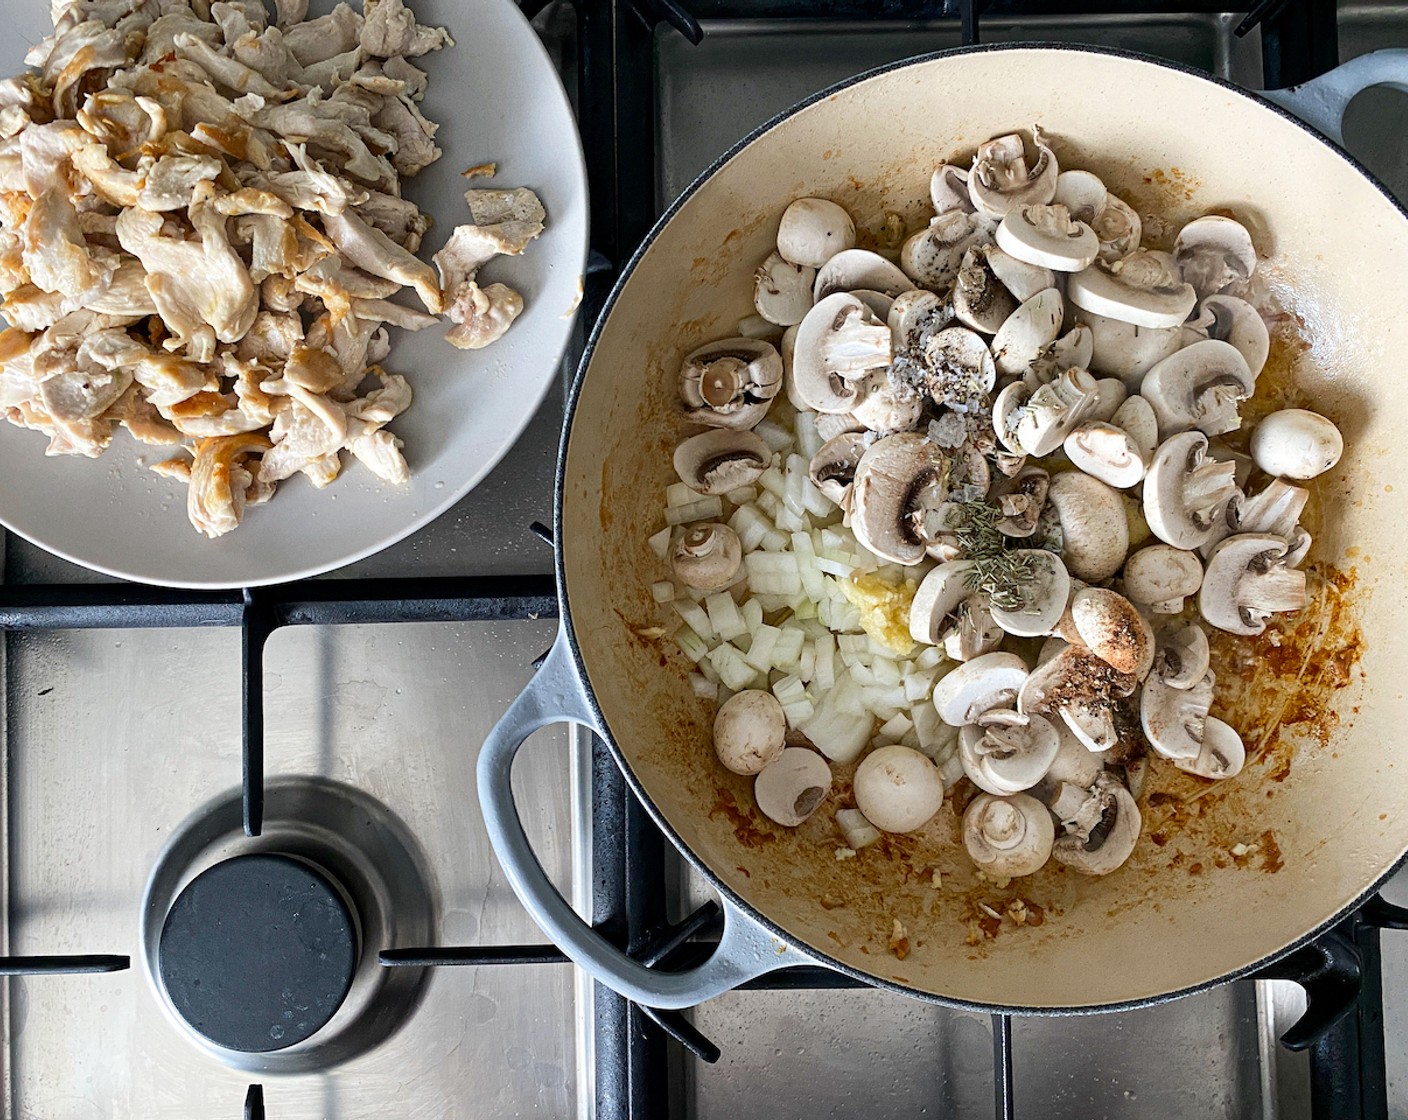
[1140,339,1255,439]
[1046,470,1129,581]
[958,709,1062,795]
[1140,666,1213,760]
[753,251,817,326]
[1249,408,1344,480]
[1070,588,1154,677]
[850,369,924,433]
[679,337,783,430]
[1174,214,1256,299]
[850,432,951,565]
[851,289,897,320]
[922,325,997,404]
[1091,193,1141,261]
[899,210,993,290]
[1123,543,1204,613]
[1199,532,1307,636]
[1051,780,1141,875]
[1174,715,1246,780]
[992,287,1064,377]
[1067,250,1197,329]
[932,650,1030,726]
[1142,430,1238,550]
[930,164,973,214]
[814,411,865,443]
[815,248,913,302]
[777,197,856,269]
[953,245,1019,334]
[673,428,771,495]
[714,689,786,775]
[1194,294,1270,379]
[1015,367,1100,456]
[1031,324,1096,386]
[968,130,1059,218]
[1087,377,1128,424]
[854,745,944,832]
[909,559,975,645]
[888,288,951,352]
[1109,394,1159,458]
[1076,306,1183,385]
[1152,620,1212,689]
[992,379,1031,453]
[808,430,870,508]
[1063,422,1147,489]
[672,522,743,591]
[1052,169,1107,223]
[995,204,1099,272]
[985,245,1055,302]
[753,747,832,826]
[963,792,1055,878]
[990,549,1071,638]
[790,293,874,413]
[1034,721,1106,799]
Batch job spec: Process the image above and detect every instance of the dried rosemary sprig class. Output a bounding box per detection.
[945,498,1040,612]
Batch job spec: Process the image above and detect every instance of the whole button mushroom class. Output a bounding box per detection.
[854,745,944,833]
[754,747,831,827]
[1070,588,1154,678]
[714,690,786,775]
[1045,470,1129,582]
[1249,409,1344,480]
[963,792,1055,878]
[777,198,856,269]
[1123,543,1204,614]
[672,523,742,591]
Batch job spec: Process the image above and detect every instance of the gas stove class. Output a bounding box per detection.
[7,3,1408,1119]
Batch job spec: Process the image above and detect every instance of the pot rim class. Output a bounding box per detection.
[551,40,1408,1013]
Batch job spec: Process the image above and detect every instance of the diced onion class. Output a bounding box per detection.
[648,527,672,560]
[672,599,714,640]
[836,807,882,850]
[651,580,676,604]
[674,624,708,663]
[690,673,718,700]
[666,497,723,525]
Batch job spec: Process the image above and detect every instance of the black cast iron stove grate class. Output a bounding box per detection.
[0,1,1391,1118]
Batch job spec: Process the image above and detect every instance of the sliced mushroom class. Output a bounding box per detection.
[1028,324,1096,386]
[753,251,816,326]
[958,708,1061,795]
[963,792,1055,878]
[849,432,950,564]
[968,129,1059,218]
[1186,294,1270,380]
[809,430,869,509]
[1063,422,1146,488]
[714,690,786,775]
[899,210,993,291]
[754,747,831,827]
[1140,667,1214,760]
[990,549,1070,638]
[1232,478,1310,541]
[777,197,856,268]
[854,745,944,832]
[1123,544,1204,613]
[909,560,974,645]
[789,294,874,413]
[814,411,865,442]
[889,288,952,352]
[850,289,896,320]
[1143,431,1239,550]
[1032,721,1105,803]
[1051,776,1141,875]
[1013,367,1100,456]
[1086,376,1127,423]
[673,428,771,495]
[672,523,742,590]
[1052,169,1107,223]
[1070,588,1154,677]
[1199,533,1308,636]
[921,325,997,405]
[953,244,1018,334]
[1078,307,1183,386]
[1249,408,1344,481]
[851,369,923,433]
[1046,470,1129,581]
[1091,193,1141,262]
[944,596,1005,661]
[815,249,912,302]
[1067,250,1197,329]
[931,164,974,214]
[1141,339,1255,439]
[996,204,1098,272]
[1110,394,1158,459]
[1174,716,1246,780]
[1019,644,1136,753]
[992,288,1064,377]
[932,650,1030,726]
[985,245,1055,302]
[989,465,1049,538]
[1174,214,1256,300]
[1152,620,1211,690]
[679,338,783,430]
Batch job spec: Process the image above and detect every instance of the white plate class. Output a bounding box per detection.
[2,0,588,587]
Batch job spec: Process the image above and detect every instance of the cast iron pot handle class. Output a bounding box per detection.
[477,627,818,1010]
[1262,49,1408,145]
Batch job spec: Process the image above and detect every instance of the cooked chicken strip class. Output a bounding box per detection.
[23,186,110,295]
[360,0,453,58]
[282,3,363,66]
[187,430,271,538]
[322,208,442,313]
[444,281,523,351]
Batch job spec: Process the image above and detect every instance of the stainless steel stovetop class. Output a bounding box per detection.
[9,4,1408,1119]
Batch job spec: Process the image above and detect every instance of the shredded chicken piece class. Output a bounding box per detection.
[1,0,544,537]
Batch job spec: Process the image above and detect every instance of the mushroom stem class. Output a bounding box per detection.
[1183,456,1238,515]
[1242,564,1308,615]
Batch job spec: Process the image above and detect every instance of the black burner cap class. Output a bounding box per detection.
[158,853,358,1052]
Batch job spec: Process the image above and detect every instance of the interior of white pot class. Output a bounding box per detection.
[561,47,1405,1008]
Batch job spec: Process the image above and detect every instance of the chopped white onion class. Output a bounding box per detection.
[836,807,882,850]
[666,497,723,526]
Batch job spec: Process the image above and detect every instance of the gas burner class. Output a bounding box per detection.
[140,777,436,1073]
